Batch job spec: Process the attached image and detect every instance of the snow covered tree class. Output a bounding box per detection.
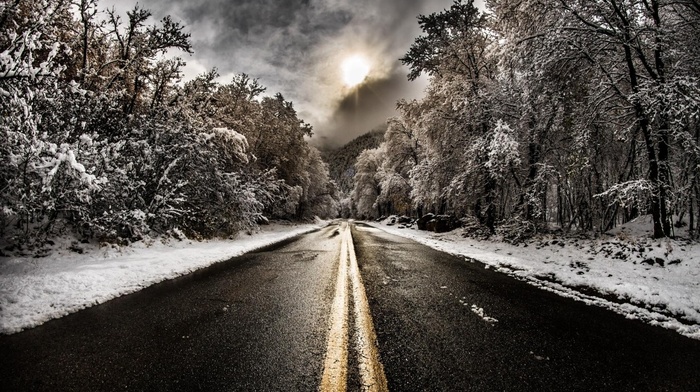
[400,0,504,231]
[377,0,700,239]
[492,0,700,237]
[0,0,95,243]
[351,145,386,219]
[376,117,417,216]
[298,147,340,219]
[0,1,338,249]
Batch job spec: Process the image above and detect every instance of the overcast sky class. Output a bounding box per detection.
[102,0,484,148]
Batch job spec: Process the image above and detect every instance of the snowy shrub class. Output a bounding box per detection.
[460,216,493,240]
[595,180,654,210]
[485,120,520,180]
[270,184,302,219]
[496,217,538,244]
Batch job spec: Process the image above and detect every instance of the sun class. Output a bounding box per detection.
[341,55,371,87]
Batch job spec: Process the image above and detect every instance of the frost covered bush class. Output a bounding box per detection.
[1,1,338,249]
[460,216,493,240]
[496,217,538,244]
[0,0,96,244]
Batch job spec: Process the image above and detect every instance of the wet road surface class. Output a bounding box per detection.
[352,223,700,391]
[1,221,699,391]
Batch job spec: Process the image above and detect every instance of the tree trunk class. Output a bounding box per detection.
[651,0,671,236]
[484,176,496,234]
[81,3,89,79]
[689,193,695,238]
[525,116,541,221]
[557,184,564,229]
[696,183,700,239]
[621,42,667,238]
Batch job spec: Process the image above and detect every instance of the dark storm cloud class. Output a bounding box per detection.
[176,0,351,50]
[316,70,423,148]
[106,0,469,145]
[141,0,355,75]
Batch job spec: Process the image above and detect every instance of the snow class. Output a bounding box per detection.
[0,221,327,335]
[2,216,698,340]
[366,217,700,340]
[470,304,499,324]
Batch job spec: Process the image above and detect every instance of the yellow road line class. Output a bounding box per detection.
[347,226,389,392]
[320,223,388,392]
[320,223,349,392]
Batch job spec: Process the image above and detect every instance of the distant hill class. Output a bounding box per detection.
[321,128,385,194]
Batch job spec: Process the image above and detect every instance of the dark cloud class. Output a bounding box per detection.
[104,0,477,146]
[313,69,426,149]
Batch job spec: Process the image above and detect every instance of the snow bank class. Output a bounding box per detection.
[365,220,700,340]
[0,222,326,335]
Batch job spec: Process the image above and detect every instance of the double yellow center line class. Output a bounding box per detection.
[320,223,388,392]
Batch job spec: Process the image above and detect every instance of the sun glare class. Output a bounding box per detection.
[341,55,371,87]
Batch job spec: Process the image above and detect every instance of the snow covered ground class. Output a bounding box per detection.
[366,216,700,340]
[0,221,327,335]
[2,216,698,340]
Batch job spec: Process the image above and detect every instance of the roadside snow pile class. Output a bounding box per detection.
[0,222,326,335]
[366,217,700,340]
[471,304,499,325]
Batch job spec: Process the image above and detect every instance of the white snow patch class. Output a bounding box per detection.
[530,351,549,361]
[471,304,499,324]
[0,222,327,335]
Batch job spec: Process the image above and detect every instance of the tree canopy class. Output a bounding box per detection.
[351,0,700,239]
[0,0,338,249]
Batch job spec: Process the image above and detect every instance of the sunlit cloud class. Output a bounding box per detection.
[99,0,472,147]
[341,55,371,87]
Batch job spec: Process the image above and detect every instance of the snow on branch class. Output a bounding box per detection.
[595,180,654,209]
[485,120,521,179]
[200,127,250,164]
[39,144,101,192]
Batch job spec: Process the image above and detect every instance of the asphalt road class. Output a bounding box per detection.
[1,221,699,391]
[351,223,700,391]
[0,224,342,391]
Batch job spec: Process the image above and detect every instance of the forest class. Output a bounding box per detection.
[3,0,700,251]
[0,0,339,248]
[350,0,700,240]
